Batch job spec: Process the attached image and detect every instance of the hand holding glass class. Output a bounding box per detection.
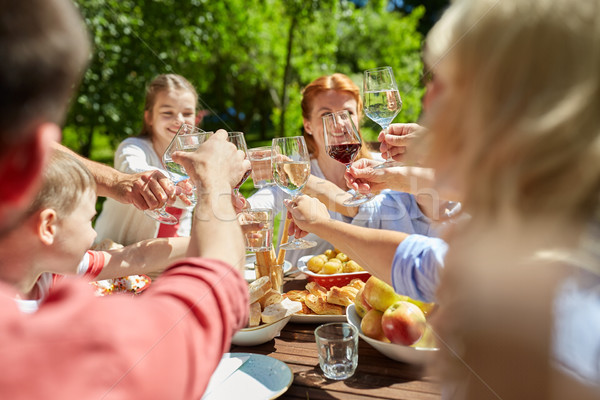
[322,110,374,206]
[363,66,402,169]
[144,124,209,224]
[271,136,317,250]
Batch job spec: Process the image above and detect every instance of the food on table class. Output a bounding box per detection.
[381,301,427,346]
[360,309,389,342]
[305,293,344,315]
[362,276,435,315]
[90,275,150,296]
[246,277,302,328]
[261,298,303,324]
[355,276,436,348]
[306,249,365,274]
[283,279,365,316]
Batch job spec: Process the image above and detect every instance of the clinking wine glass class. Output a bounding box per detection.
[271,136,317,250]
[363,66,403,169]
[144,124,210,224]
[163,127,212,204]
[322,110,374,206]
[227,132,251,196]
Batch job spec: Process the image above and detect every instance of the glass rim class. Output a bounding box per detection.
[314,322,358,338]
[364,66,393,73]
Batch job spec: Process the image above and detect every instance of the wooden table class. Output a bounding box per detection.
[230,275,442,399]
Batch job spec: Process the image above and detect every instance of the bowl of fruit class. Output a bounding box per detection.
[346,276,438,364]
[297,249,371,289]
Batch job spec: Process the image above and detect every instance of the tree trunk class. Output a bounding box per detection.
[81,125,94,158]
[278,15,297,137]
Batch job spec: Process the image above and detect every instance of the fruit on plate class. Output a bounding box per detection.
[362,276,402,312]
[353,286,372,318]
[410,323,437,349]
[363,276,435,316]
[305,249,365,275]
[361,309,390,342]
[381,301,427,346]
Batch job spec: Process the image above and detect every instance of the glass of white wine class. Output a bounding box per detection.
[363,66,402,169]
[271,136,317,250]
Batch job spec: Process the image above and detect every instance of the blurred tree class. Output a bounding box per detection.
[68,0,424,158]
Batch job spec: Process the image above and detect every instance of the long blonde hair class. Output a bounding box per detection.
[425,0,600,226]
[301,74,372,160]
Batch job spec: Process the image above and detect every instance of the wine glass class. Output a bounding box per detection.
[322,110,375,206]
[226,132,251,196]
[363,66,403,169]
[143,124,209,224]
[163,126,212,202]
[271,136,317,250]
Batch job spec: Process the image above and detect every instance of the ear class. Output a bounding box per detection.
[144,110,152,127]
[37,209,58,246]
[0,123,60,207]
[303,119,312,136]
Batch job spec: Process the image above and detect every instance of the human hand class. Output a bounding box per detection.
[378,123,422,162]
[171,130,251,191]
[344,158,390,194]
[283,195,330,238]
[114,169,179,211]
[231,191,248,214]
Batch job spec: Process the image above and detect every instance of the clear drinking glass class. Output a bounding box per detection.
[314,322,359,380]
[143,124,208,224]
[363,66,403,169]
[227,132,251,196]
[248,146,274,188]
[322,110,374,206]
[271,136,317,250]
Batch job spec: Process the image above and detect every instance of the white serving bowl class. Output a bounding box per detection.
[232,315,292,346]
[346,304,438,364]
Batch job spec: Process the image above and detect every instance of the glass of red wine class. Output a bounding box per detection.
[322,110,375,206]
[227,132,251,196]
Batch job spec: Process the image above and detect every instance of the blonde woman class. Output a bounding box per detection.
[421,0,600,397]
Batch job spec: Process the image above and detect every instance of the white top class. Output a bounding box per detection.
[94,137,193,245]
[248,158,436,266]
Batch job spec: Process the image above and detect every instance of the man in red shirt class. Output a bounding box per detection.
[0,0,250,398]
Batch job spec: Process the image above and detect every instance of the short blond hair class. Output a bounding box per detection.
[29,151,96,217]
[425,0,600,224]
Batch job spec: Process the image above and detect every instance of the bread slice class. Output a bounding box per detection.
[261,298,303,324]
[248,301,262,327]
[327,285,359,307]
[258,289,283,309]
[306,281,328,299]
[305,294,344,315]
[249,276,272,304]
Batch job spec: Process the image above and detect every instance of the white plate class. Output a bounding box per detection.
[289,313,348,324]
[232,315,292,346]
[202,353,293,400]
[244,256,292,282]
[346,304,438,364]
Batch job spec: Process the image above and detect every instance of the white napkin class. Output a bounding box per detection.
[202,354,250,399]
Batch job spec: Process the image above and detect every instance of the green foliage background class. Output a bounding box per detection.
[66,0,427,171]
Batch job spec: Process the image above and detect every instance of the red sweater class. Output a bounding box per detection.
[0,258,248,399]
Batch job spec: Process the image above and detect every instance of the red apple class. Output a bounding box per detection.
[354,286,372,318]
[381,301,426,346]
[360,309,389,342]
[362,276,402,312]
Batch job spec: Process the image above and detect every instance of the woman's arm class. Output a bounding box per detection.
[303,175,358,217]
